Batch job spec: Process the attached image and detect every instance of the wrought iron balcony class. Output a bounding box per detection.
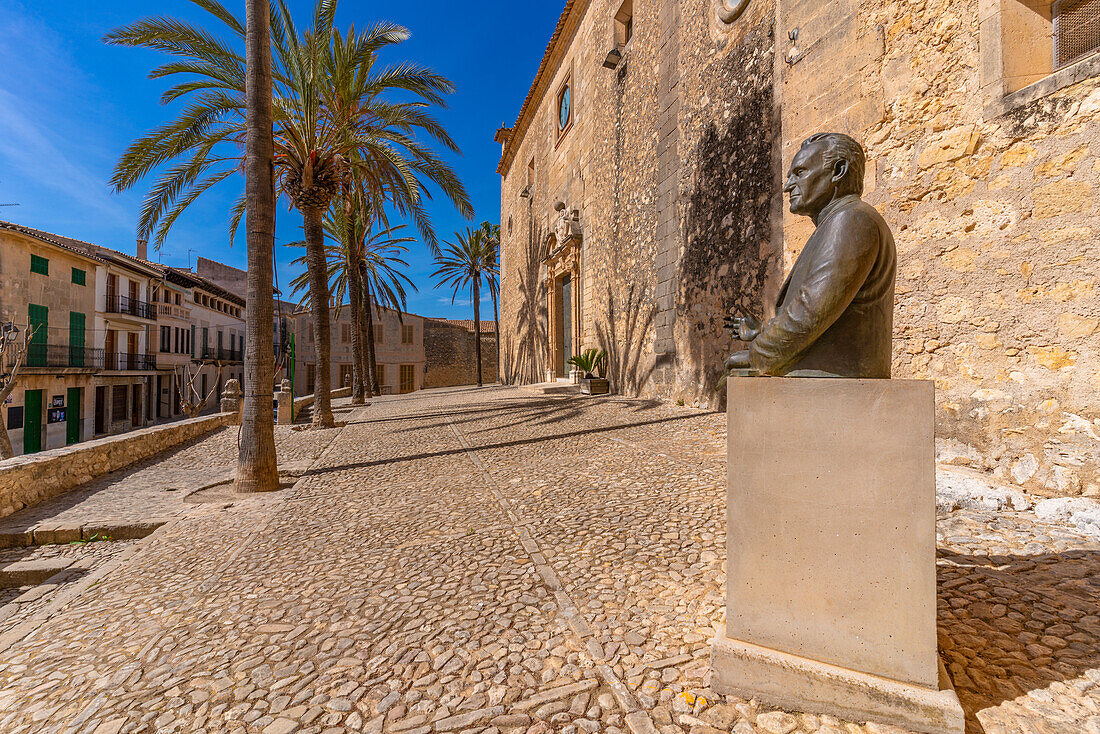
[24,344,105,370]
[104,352,156,371]
[105,294,155,320]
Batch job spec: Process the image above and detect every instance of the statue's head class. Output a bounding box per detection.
[783,133,865,218]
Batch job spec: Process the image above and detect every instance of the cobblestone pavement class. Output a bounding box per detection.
[0,410,347,535]
[0,387,1095,734]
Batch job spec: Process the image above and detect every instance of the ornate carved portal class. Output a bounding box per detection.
[544,203,582,380]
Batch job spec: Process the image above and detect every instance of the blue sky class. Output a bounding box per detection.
[0,1,562,319]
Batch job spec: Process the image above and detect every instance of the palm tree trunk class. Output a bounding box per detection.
[362,278,379,394]
[346,247,365,405]
[304,207,336,428]
[491,289,500,385]
[235,0,279,493]
[356,261,374,399]
[473,279,483,387]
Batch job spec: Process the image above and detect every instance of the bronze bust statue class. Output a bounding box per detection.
[725,133,896,378]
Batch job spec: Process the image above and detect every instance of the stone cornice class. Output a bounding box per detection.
[497,0,591,177]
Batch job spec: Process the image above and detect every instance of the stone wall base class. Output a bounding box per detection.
[710,629,964,734]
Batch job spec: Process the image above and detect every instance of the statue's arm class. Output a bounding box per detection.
[749,212,879,375]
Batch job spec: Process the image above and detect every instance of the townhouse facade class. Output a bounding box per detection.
[293,304,426,397]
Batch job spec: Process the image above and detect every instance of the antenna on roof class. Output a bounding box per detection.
[0,204,18,208]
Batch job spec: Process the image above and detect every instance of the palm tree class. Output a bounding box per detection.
[287,209,416,397]
[236,0,280,491]
[433,228,498,387]
[472,222,501,382]
[107,0,470,425]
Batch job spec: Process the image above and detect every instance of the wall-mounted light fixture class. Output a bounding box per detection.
[603,46,623,70]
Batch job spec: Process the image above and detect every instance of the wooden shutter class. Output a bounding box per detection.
[28,304,47,367]
[69,312,85,367]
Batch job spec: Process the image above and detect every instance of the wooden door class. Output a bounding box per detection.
[23,390,42,454]
[66,387,81,445]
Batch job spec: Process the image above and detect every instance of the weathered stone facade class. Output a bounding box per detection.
[424,320,499,388]
[499,0,1100,497]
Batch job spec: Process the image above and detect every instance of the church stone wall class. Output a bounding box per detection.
[499,0,781,404]
[501,0,1099,497]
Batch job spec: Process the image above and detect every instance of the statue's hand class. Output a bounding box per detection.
[723,314,762,342]
[724,350,751,372]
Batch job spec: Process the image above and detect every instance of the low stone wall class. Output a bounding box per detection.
[292,387,353,414]
[0,413,232,520]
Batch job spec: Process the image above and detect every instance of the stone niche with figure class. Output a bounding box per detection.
[710,133,965,734]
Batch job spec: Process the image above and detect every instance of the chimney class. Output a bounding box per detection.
[136,237,148,261]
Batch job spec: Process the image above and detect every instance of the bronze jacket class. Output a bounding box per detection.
[749,195,896,378]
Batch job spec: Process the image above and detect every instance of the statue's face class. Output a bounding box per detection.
[783,142,839,217]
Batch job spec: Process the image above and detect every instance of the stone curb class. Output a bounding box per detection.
[0,519,169,549]
[0,558,72,588]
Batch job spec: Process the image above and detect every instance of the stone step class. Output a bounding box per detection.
[0,519,167,549]
[0,558,72,588]
[522,382,581,395]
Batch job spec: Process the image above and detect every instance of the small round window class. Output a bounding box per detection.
[558,85,571,130]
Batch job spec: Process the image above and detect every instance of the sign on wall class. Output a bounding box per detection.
[51,395,65,408]
[48,408,66,424]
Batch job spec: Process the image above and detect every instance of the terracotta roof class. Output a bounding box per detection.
[165,267,246,307]
[0,220,105,263]
[497,0,588,176]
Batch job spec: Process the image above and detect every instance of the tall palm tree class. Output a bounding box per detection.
[433,228,498,387]
[472,222,501,382]
[237,0,280,491]
[107,0,470,424]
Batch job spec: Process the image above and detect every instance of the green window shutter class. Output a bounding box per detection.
[69,312,86,367]
[71,268,86,286]
[30,255,49,275]
[28,304,47,367]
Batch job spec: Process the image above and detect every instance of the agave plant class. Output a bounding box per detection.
[567,349,607,378]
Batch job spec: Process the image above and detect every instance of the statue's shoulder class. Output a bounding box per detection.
[825,198,885,237]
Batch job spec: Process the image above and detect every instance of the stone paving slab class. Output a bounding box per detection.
[0,388,1095,734]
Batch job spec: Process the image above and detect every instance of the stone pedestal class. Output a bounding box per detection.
[276,383,293,426]
[220,379,242,426]
[710,378,964,734]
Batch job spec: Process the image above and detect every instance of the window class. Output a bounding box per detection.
[378,364,387,387]
[374,324,384,343]
[1055,0,1100,67]
[72,268,86,286]
[341,324,351,343]
[399,364,416,394]
[160,326,171,353]
[27,304,47,367]
[557,79,572,134]
[615,0,634,47]
[401,324,415,345]
[69,312,85,367]
[981,0,1100,114]
[30,254,48,275]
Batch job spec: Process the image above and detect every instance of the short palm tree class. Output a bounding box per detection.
[472,222,501,380]
[433,228,499,387]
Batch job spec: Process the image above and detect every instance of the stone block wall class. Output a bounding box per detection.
[425,321,499,388]
[499,0,780,403]
[0,412,231,520]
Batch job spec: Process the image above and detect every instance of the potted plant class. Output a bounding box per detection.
[568,349,610,395]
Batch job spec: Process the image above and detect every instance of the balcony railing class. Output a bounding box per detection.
[25,345,105,370]
[105,294,155,320]
[104,352,156,371]
[156,303,192,320]
[199,347,243,363]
